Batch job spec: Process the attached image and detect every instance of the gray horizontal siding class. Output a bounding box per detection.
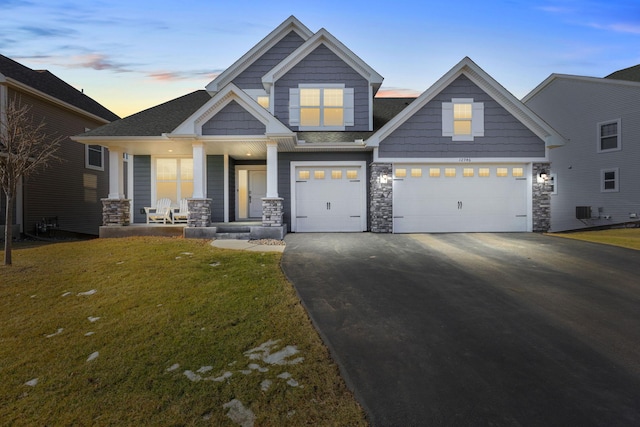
[232,31,306,90]
[526,78,640,231]
[278,152,373,231]
[202,101,266,135]
[379,75,545,158]
[274,44,370,131]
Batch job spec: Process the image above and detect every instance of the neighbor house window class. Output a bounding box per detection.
[156,158,193,203]
[442,98,484,141]
[289,84,354,130]
[597,119,621,152]
[85,145,104,171]
[601,168,619,192]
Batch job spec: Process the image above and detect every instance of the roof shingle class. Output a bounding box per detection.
[0,54,119,122]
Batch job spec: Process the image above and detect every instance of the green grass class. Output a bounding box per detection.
[0,237,367,426]
[549,228,640,250]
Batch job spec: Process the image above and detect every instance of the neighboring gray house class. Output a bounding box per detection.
[524,72,640,232]
[74,16,565,235]
[0,54,119,237]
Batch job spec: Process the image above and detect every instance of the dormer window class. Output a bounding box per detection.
[442,98,484,141]
[289,84,354,130]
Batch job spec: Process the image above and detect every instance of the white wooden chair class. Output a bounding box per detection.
[144,198,172,224]
[172,199,189,224]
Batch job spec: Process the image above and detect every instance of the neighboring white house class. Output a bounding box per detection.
[74,16,566,236]
[524,74,640,232]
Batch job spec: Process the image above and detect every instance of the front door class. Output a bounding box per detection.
[248,170,267,218]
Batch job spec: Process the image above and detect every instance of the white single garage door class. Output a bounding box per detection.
[293,163,366,232]
[393,164,529,233]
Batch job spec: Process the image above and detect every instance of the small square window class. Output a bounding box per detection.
[463,168,474,177]
[478,168,490,177]
[331,170,342,179]
[314,170,325,180]
[395,169,407,178]
[429,168,441,177]
[347,170,358,179]
[411,168,422,178]
[497,168,508,177]
[257,96,270,109]
[445,168,456,177]
[601,168,619,192]
[512,167,524,177]
[298,170,310,180]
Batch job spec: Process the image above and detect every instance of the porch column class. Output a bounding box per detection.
[192,141,207,199]
[266,140,278,197]
[108,146,125,199]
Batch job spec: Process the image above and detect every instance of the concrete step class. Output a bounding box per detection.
[215,225,252,234]
[215,232,252,240]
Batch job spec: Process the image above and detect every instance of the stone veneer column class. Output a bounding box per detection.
[532,162,552,232]
[370,163,393,233]
[262,197,284,227]
[101,199,130,226]
[187,198,212,227]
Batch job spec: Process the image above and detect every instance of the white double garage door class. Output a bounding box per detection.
[292,162,530,233]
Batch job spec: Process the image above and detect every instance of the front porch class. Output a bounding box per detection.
[99,221,286,240]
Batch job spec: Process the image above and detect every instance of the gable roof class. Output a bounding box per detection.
[0,54,119,123]
[170,83,292,136]
[261,28,384,94]
[606,64,640,82]
[79,90,212,137]
[205,16,314,93]
[522,73,640,105]
[367,57,566,148]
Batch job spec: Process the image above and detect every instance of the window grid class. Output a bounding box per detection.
[300,88,344,127]
[395,169,407,178]
[463,168,474,177]
[429,168,441,177]
[411,168,422,178]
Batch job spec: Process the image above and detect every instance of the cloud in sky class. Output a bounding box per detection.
[147,70,222,82]
[538,0,640,35]
[18,25,76,38]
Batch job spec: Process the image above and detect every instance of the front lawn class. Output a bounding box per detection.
[0,237,366,426]
[549,228,640,250]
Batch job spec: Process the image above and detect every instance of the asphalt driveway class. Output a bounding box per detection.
[281,233,640,427]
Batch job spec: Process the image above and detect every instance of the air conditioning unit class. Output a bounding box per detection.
[576,206,592,220]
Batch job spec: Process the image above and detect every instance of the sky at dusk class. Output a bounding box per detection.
[2,0,639,118]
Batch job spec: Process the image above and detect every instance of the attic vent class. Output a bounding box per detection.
[576,206,592,220]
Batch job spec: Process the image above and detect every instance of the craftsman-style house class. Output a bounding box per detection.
[74,16,565,237]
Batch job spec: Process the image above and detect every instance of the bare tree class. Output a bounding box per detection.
[1,98,63,265]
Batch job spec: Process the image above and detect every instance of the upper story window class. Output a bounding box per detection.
[289,84,354,130]
[597,119,621,152]
[257,96,269,109]
[85,144,104,171]
[442,98,484,141]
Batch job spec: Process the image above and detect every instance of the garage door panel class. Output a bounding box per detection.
[394,164,529,233]
[294,165,365,232]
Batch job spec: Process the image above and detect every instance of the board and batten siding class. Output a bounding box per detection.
[525,78,640,231]
[201,101,266,135]
[378,75,545,159]
[277,152,373,231]
[11,89,110,236]
[273,44,370,132]
[206,155,225,222]
[232,31,306,90]
[133,155,151,224]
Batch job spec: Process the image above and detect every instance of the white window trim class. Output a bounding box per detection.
[289,83,354,131]
[442,98,485,141]
[597,118,622,153]
[85,144,105,171]
[151,156,194,206]
[601,168,619,193]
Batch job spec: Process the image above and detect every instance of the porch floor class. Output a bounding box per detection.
[99,222,262,238]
